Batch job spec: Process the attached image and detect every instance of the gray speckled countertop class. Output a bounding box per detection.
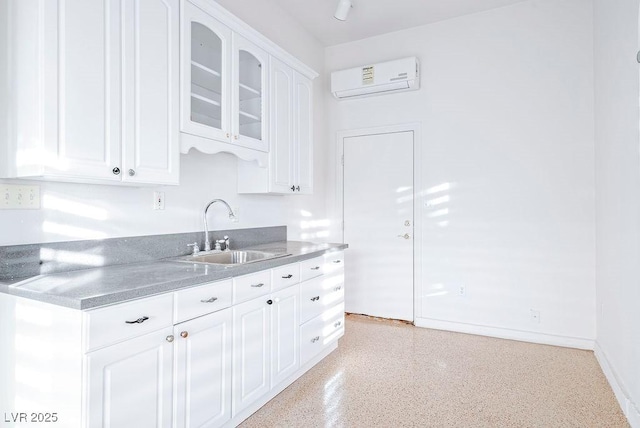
[0,241,347,310]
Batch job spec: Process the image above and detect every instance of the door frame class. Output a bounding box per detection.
[336,122,423,322]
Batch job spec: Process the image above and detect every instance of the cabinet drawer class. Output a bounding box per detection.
[300,273,345,325]
[300,276,324,324]
[84,294,174,352]
[299,303,345,367]
[324,251,345,273]
[233,270,271,304]
[272,263,301,291]
[300,256,324,282]
[174,279,233,323]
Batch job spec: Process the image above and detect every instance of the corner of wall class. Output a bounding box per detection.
[594,341,640,427]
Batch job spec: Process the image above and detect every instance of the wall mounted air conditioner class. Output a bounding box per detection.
[331,57,420,99]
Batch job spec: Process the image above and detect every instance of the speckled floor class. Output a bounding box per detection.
[240,314,628,428]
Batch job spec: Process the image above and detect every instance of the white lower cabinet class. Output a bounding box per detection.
[270,285,300,387]
[86,327,175,428]
[174,307,233,428]
[2,252,344,428]
[231,283,300,416]
[300,302,345,367]
[299,254,346,366]
[231,294,272,416]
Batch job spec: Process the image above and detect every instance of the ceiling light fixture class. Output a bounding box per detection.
[334,0,353,21]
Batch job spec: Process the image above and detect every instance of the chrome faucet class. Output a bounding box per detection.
[203,199,236,252]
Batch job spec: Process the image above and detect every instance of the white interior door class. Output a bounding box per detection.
[343,131,414,321]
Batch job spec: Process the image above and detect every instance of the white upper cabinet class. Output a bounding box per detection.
[267,57,295,193]
[181,1,231,144]
[123,0,180,185]
[180,0,317,170]
[293,72,314,194]
[180,1,270,164]
[0,0,180,185]
[232,34,269,153]
[237,59,313,195]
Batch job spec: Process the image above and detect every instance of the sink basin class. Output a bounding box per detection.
[173,250,290,266]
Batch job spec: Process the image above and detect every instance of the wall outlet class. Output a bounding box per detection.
[1,184,40,210]
[153,192,165,210]
[231,206,240,223]
[530,309,541,323]
[458,286,465,296]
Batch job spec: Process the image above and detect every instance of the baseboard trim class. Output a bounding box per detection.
[594,342,640,427]
[414,317,595,350]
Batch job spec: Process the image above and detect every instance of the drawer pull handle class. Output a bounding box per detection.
[333,260,342,264]
[201,297,218,303]
[251,283,265,288]
[282,274,293,279]
[125,316,149,324]
[334,286,342,291]
[166,335,174,343]
[334,321,342,328]
[311,266,320,270]
[310,296,320,302]
[311,336,320,343]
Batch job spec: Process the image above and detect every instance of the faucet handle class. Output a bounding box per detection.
[187,242,200,255]
[223,236,230,251]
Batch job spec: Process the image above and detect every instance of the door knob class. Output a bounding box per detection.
[405,220,411,226]
[397,233,411,240]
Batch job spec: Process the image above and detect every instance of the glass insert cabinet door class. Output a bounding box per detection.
[181,1,231,142]
[232,34,269,152]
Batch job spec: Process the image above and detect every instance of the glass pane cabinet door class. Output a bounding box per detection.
[181,1,231,142]
[191,22,222,129]
[238,51,262,140]
[232,34,268,152]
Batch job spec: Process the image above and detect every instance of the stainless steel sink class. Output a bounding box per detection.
[173,250,290,266]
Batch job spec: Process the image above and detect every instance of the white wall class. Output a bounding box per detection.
[0,0,331,246]
[326,0,596,346]
[594,0,640,425]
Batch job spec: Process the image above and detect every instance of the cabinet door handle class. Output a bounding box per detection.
[296,186,300,191]
[112,167,121,175]
[128,169,136,176]
[290,185,295,192]
[311,336,320,343]
[310,296,320,302]
[282,274,293,279]
[180,331,189,338]
[267,299,273,305]
[311,266,320,271]
[226,133,230,138]
[125,316,149,324]
[166,335,174,343]
[251,283,264,288]
[334,321,342,328]
[334,286,342,291]
[333,260,342,264]
[200,297,218,303]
